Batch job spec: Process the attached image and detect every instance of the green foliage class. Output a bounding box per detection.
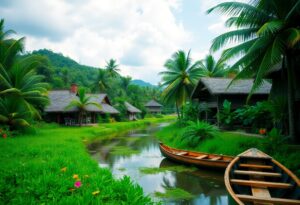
[103,113,111,123]
[159,50,202,118]
[156,123,300,176]
[233,101,273,131]
[198,54,232,77]
[182,102,199,122]
[0,119,171,204]
[260,128,289,154]
[218,100,233,126]
[207,0,300,141]
[0,19,49,131]
[179,121,219,148]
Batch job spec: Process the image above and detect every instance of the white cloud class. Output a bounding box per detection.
[1,0,189,84]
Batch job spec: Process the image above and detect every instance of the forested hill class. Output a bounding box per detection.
[22,49,162,111]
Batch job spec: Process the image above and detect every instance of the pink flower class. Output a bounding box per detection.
[74,181,82,188]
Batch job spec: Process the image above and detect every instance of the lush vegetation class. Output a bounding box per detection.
[23,49,163,116]
[0,117,173,204]
[159,50,202,118]
[156,122,300,176]
[207,0,300,142]
[0,19,49,131]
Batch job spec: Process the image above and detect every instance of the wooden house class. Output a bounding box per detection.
[191,77,271,123]
[124,101,141,121]
[44,84,119,124]
[145,100,162,114]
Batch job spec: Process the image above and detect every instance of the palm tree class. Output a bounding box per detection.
[0,19,49,129]
[0,97,31,129]
[105,59,120,77]
[198,54,231,77]
[207,0,300,142]
[65,87,101,126]
[93,69,109,92]
[120,76,131,93]
[159,50,202,118]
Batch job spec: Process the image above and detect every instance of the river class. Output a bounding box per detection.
[88,123,230,204]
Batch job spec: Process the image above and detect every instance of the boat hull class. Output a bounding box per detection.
[159,143,233,169]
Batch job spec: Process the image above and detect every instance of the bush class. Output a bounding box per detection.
[103,114,111,123]
[178,121,219,148]
[182,102,199,122]
[154,114,163,118]
[260,128,289,154]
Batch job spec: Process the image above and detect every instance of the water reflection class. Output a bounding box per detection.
[88,123,229,204]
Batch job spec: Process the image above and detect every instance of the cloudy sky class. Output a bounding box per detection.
[0,0,235,84]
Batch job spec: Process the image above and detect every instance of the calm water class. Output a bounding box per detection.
[88,123,230,204]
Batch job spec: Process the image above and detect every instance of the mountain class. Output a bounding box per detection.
[131,79,156,87]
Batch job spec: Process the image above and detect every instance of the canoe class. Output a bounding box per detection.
[159,142,234,169]
[224,148,300,205]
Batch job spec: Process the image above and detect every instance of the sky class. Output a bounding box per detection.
[0,0,238,85]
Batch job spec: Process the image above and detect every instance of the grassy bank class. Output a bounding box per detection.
[0,116,174,205]
[156,123,300,176]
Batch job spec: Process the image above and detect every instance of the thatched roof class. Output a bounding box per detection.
[192,77,271,98]
[124,102,141,113]
[145,100,162,107]
[45,90,119,114]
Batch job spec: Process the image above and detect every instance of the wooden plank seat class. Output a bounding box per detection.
[230,179,293,189]
[236,194,300,205]
[176,151,187,156]
[239,163,273,170]
[210,156,222,161]
[234,170,281,177]
[194,155,208,159]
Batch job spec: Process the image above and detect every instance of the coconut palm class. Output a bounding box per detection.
[65,87,101,126]
[105,59,120,77]
[159,50,202,118]
[120,76,131,93]
[207,0,300,142]
[198,54,231,77]
[0,19,49,129]
[93,69,109,92]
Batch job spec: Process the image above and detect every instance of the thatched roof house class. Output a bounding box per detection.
[191,77,271,123]
[145,100,162,114]
[124,102,141,120]
[44,84,119,124]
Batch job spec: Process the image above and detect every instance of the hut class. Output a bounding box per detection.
[191,77,271,123]
[44,84,119,124]
[145,100,162,114]
[124,102,141,121]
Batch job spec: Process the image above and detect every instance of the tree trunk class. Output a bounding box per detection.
[175,102,180,119]
[286,54,296,142]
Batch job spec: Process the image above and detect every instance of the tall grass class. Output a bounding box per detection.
[0,117,174,204]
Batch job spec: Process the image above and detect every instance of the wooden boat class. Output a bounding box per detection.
[225,148,300,205]
[159,143,234,169]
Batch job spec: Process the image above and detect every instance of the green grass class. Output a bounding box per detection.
[0,116,174,205]
[139,166,197,175]
[156,123,300,176]
[154,188,194,200]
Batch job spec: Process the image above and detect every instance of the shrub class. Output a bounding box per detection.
[154,114,163,118]
[182,102,199,122]
[103,113,110,123]
[179,121,219,148]
[260,128,289,154]
[218,99,233,126]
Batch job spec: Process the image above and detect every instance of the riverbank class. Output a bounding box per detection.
[156,123,300,177]
[0,116,174,204]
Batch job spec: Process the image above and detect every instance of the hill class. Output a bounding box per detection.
[131,80,156,87]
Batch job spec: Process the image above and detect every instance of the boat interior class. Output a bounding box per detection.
[229,156,300,205]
